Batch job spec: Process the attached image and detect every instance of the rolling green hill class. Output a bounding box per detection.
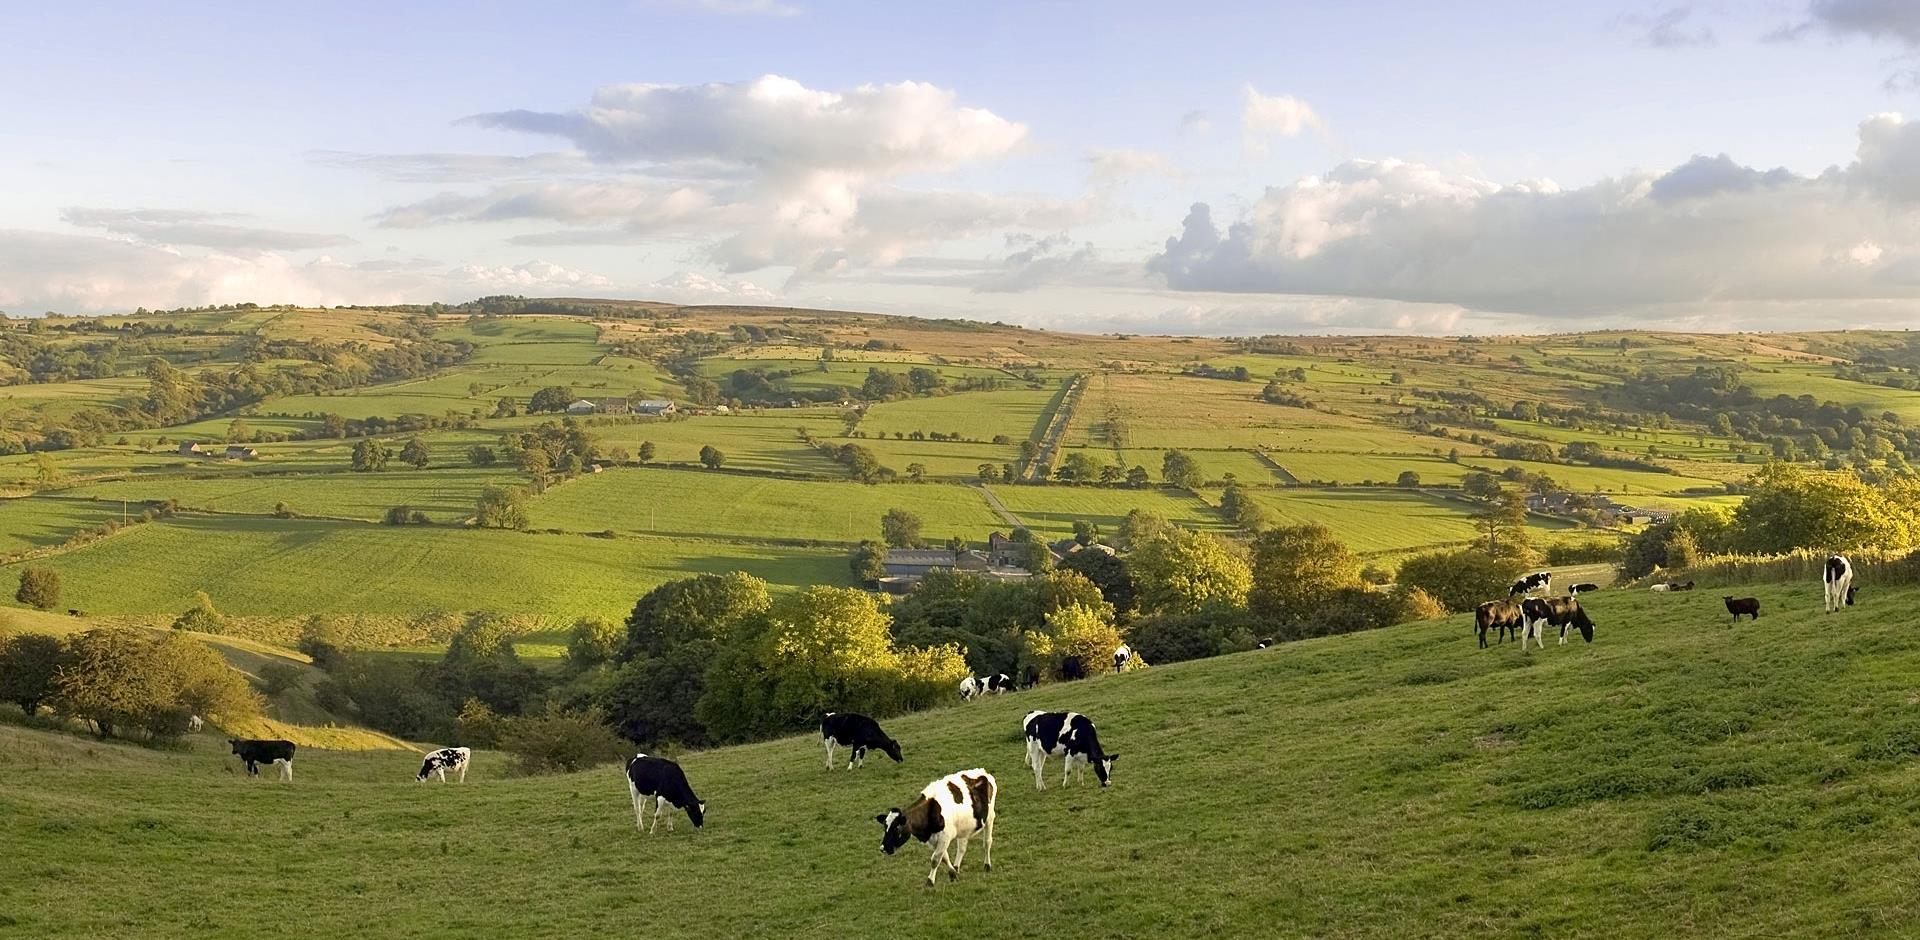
[6,576,1920,938]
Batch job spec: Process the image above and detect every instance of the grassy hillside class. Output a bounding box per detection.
[7,577,1920,937]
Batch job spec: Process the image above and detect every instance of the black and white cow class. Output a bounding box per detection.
[416,746,471,784]
[625,753,705,833]
[1520,596,1595,648]
[1475,599,1526,648]
[1256,637,1274,649]
[875,769,997,887]
[1825,554,1857,613]
[230,738,296,781]
[959,673,1015,700]
[1567,582,1600,596]
[1112,644,1132,673]
[1509,571,1553,598]
[821,712,903,771]
[1022,710,1118,790]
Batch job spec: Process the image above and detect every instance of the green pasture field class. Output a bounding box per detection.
[985,485,1226,539]
[1055,446,1279,484]
[8,578,1920,937]
[586,412,845,475]
[524,466,1003,543]
[1469,459,1725,496]
[1737,362,1920,423]
[1269,451,1472,486]
[858,388,1056,442]
[0,515,850,621]
[850,437,1022,480]
[0,495,130,555]
[1230,487,1579,555]
[61,466,524,521]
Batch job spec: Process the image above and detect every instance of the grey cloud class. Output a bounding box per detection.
[60,207,352,252]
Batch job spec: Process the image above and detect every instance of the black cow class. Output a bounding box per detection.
[1021,665,1041,688]
[821,712,903,771]
[1825,555,1856,613]
[1509,571,1552,598]
[230,738,296,781]
[1475,599,1526,648]
[1724,596,1760,623]
[626,753,705,833]
[1022,710,1117,789]
[1059,656,1087,681]
[1521,596,1595,647]
[1567,583,1600,595]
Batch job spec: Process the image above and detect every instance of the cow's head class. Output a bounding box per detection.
[1847,586,1859,606]
[228,739,243,755]
[875,809,911,855]
[686,800,706,828]
[1095,754,1119,787]
[879,737,904,764]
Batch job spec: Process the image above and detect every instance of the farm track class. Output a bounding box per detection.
[975,484,1025,530]
[1250,448,1302,484]
[1024,372,1088,482]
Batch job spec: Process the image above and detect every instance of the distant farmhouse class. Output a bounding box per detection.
[568,397,675,416]
[1525,491,1670,526]
[879,545,1031,595]
[178,442,258,461]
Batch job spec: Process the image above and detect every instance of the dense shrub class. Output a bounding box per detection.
[54,628,261,740]
[256,662,305,696]
[1395,549,1530,615]
[15,566,60,610]
[0,632,69,716]
[498,708,630,775]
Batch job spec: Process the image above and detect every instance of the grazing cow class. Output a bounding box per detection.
[1672,580,1696,592]
[1060,656,1087,681]
[229,739,296,781]
[959,673,1015,700]
[1724,596,1760,623]
[821,712,903,771]
[1475,599,1526,649]
[1113,644,1132,673]
[1023,710,1118,790]
[875,769,998,887]
[1567,582,1600,595]
[626,753,705,833]
[186,714,205,734]
[1021,665,1041,689]
[1256,637,1274,649]
[1509,571,1553,598]
[1825,555,1856,613]
[416,746,471,784]
[1520,596,1595,648]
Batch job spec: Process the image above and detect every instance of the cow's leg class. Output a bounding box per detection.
[982,798,995,872]
[1029,743,1046,790]
[926,833,950,886]
[649,797,666,834]
[852,746,864,770]
[281,759,292,783]
[1558,623,1569,646]
[950,831,971,875]
[631,788,648,832]
[1063,754,1075,788]
[456,763,467,784]
[823,737,836,771]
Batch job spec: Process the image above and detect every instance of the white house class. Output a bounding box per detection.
[566,399,598,415]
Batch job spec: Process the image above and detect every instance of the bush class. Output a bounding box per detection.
[272,501,299,519]
[474,486,530,529]
[384,505,431,525]
[256,662,306,696]
[171,591,226,634]
[1544,540,1621,565]
[566,616,622,670]
[1392,585,1449,621]
[0,632,69,715]
[15,566,60,610]
[297,615,351,672]
[498,708,630,775]
[1395,549,1530,614]
[55,628,262,740]
[454,698,506,749]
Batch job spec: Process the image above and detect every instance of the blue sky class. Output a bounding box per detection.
[4,0,1918,333]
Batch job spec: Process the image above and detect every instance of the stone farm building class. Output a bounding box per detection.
[178,442,258,460]
[879,547,1031,594]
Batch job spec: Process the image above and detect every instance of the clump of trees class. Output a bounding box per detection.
[0,627,261,741]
